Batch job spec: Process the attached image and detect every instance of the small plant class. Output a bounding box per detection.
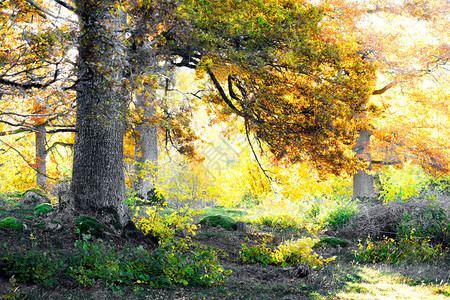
[259,214,301,229]
[325,201,358,228]
[240,237,273,266]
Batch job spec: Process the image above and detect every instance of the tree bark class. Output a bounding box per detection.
[133,92,158,198]
[71,0,129,229]
[35,125,47,188]
[352,128,376,199]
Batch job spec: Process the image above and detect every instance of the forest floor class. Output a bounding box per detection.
[0,195,449,299]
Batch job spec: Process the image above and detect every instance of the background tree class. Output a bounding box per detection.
[0,0,75,190]
[315,0,449,198]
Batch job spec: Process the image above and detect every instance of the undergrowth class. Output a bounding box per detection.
[1,236,230,288]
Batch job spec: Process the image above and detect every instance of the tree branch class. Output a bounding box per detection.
[372,80,397,95]
[206,67,246,118]
[52,0,76,13]
[0,68,59,90]
[45,141,73,154]
[24,0,77,22]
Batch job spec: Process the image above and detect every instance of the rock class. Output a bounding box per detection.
[75,216,107,238]
[20,189,49,207]
[38,217,63,231]
[34,203,54,217]
[199,215,237,231]
[0,217,24,232]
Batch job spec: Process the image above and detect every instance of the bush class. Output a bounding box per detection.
[325,201,358,228]
[133,205,202,244]
[355,235,444,264]
[240,236,335,268]
[259,214,301,229]
[397,204,450,247]
[1,250,61,286]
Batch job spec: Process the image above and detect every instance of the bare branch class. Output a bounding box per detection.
[23,0,77,22]
[372,80,397,95]
[52,0,76,13]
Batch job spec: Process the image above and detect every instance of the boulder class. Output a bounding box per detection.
[38,217,63,231]
[76,216,107,238]
[0,217,24,232]
[199,215,237,231]
[20,189,49,207]
[34,203,54,217]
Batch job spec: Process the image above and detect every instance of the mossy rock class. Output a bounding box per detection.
[314,236,349,248]
[0,217,24,232]
[20,189,50,207]
[34,203,54,216]
[199,215,237,231]
[76,216,107,237]
[38,219,62,231]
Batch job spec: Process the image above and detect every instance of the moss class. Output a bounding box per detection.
[38,220,46,230]
[76,216,107,237]
[314,236,348,248]
[34,203,54,216]
[199,215,237,231]
[0,217,24,232]
[25,188,50,201]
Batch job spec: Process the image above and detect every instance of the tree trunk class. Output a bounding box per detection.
[71,0,129,229]
[35,125,47,188]
[133,92,158,198]
[352,128,376,199]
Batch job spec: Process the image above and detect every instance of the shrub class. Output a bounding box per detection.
[355,235,444,264]
[240,237,335,268]
[1,250,61,286]
[259,214,301,229]
[325,201,358,228]
[397,204,449,247]
[133,205,202,244]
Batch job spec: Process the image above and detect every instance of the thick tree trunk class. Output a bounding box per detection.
[133,92,158,198]
[35,125,47,188]
[352,129,376,199]
[71,0,129,229]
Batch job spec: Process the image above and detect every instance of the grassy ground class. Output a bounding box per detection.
[0,192,449,299]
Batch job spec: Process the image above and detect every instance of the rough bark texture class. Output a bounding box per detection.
[353,129,376,199]
[71,0,129,229]
[35,125,47,188]
[133,93,158,198]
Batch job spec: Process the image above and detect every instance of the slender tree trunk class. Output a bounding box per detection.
[352,128,376,199]
[35,125,46,188]
[71,0,129,229]
[133,92,158,198]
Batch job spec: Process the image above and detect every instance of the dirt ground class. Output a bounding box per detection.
[0,199,449,299]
